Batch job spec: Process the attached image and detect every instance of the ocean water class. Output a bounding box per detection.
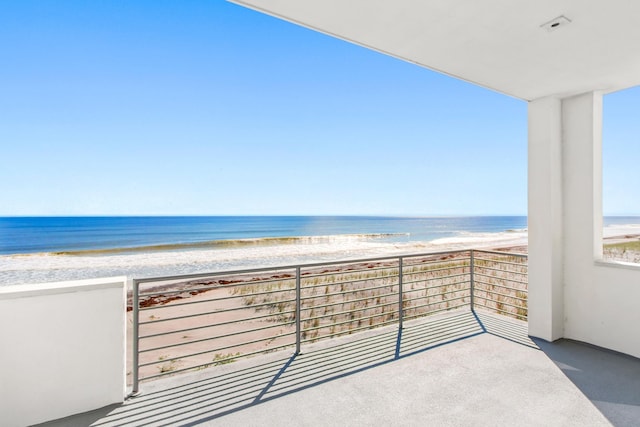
[0,216,637,286]
[0,216,529,255]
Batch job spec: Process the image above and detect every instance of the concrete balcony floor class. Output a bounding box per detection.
[41,310,640,427]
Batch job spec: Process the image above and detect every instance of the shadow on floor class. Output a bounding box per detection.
[37,310,535,427]
[535,338,640,427]
[42,309,640,427]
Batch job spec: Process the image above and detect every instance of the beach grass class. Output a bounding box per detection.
[604,240,640,251]
[603,239,640,263]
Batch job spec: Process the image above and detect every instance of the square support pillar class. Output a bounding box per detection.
[528,91,603,343]
[561,92,604,340]
[528,96,564,341]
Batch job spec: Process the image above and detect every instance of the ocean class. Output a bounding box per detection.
[0,215,637,286]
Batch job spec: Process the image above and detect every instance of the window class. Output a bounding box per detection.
[602,86,640,264]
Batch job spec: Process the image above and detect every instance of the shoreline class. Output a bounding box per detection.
[2,230,639,288]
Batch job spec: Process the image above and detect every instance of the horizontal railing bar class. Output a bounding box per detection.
[473,249,527,258]
[401,279,469,294]
[475,266,528,281]
[300,265,398,280]
[220,287,295,301]
[471,264,528,276]
[473,296,527,311]
[401,270,468,282]
[474,288,527,302]
[137,277,296,298]
[473,278,528,291]
[299,281,399,300]
[140,321,293,353]
[401,252,470,263]
[139,344,296,381]
[139,309,296,340]
[473,273,528,286]
[404,282,470,295]
[473,258,528,268]
[403,288,471,304]
[138,285,219,299]
[402,265,469,276]
[301,300,399,325]
[300,274,399,292]
[139,332,297,366]
[134,267,297,286]
[401,264,469,274]
[476,259,529,274]
[300,283,398,303]
[139,297,298,325]
[133,249,472,285]
[300,291,398,313]
[402,273,469,286]
[137,276,296,299]
[139,287,296,311]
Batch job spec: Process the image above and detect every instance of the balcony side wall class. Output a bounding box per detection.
[561,92,640,358]
[0,277,127,427]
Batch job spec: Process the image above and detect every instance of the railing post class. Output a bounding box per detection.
[295,266,301,355]
[132,280,140,395]
[398,257,404,330]
[470,250,475,313]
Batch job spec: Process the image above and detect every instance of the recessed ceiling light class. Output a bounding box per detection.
[541,15,571,32]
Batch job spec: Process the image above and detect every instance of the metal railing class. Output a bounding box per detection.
[131,249,527,393]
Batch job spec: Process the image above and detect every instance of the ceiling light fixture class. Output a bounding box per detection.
[541,15,571,32]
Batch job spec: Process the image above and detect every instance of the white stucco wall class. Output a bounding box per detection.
[529,91,640,359]
[0,277,127,427]
[561,92,640,358]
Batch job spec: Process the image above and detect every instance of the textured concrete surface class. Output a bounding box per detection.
[536,338,640,427]
[39,310,637,427]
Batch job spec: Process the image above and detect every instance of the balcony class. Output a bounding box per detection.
[40,313,639,426]
[10,249,637,426]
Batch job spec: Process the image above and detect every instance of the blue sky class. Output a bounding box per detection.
[0,1,635,216]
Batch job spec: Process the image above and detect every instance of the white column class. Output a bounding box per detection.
[527,96,564,341]
[561,91,603,338]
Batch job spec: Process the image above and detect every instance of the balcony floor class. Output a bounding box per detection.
[40,310,639,426]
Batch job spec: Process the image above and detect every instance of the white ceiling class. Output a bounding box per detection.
[231,0,640,101]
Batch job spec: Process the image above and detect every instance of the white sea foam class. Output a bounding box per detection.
[0,230,527,286]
